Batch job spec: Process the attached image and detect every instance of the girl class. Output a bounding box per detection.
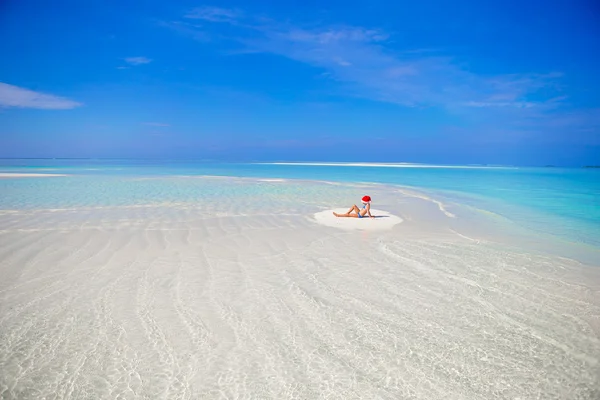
[333,195,374,218]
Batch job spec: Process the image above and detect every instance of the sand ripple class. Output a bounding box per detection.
[0,181,599,399]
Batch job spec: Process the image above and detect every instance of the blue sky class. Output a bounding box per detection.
[1,0,599,165]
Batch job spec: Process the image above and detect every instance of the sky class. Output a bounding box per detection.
[1,0,599,166]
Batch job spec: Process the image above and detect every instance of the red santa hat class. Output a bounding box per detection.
[361,195,371,204]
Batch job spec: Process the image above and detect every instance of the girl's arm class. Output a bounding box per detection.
[367,204,374,218]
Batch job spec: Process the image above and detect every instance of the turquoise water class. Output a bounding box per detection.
[1,159,599,249]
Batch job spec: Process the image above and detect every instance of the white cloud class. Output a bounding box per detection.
[143,122,170,127]
[281,27,388,44]
[158,20,210,42]
[166,7,600,142]
[125,56,152,65]
[465,101,537,108]
[252,31,561,109]
[175,10,563,110]
[185,6,241,23]
[0,82,82,109]
[334,57,352,67]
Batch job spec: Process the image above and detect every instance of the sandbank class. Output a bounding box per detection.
[0,176,598,399]
[313,208,402,231]
[0,172,68,178]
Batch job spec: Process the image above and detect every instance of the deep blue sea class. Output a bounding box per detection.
[1,159,599,251]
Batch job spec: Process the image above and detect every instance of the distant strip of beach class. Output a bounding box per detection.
[0,173,68,178]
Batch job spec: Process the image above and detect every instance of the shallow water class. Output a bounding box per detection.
[0,176,599,399]
[1,160,599,249]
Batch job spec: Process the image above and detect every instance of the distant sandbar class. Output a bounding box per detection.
[0,173,68,178]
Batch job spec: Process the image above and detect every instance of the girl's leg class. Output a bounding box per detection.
[333,212,359,217]
[334,205,361,217]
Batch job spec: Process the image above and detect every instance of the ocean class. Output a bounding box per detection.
[1,159,599,254]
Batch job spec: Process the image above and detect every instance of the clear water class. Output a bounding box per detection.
[1,159,599,250]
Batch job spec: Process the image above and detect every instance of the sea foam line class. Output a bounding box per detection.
[396,189,456,218]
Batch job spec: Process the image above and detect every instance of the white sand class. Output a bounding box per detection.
[258,162,517,169]
[0,177,599,399]
[0,173,68,178]
[313,208,403,231]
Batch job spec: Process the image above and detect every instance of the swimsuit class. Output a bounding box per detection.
[358,203,367,218]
